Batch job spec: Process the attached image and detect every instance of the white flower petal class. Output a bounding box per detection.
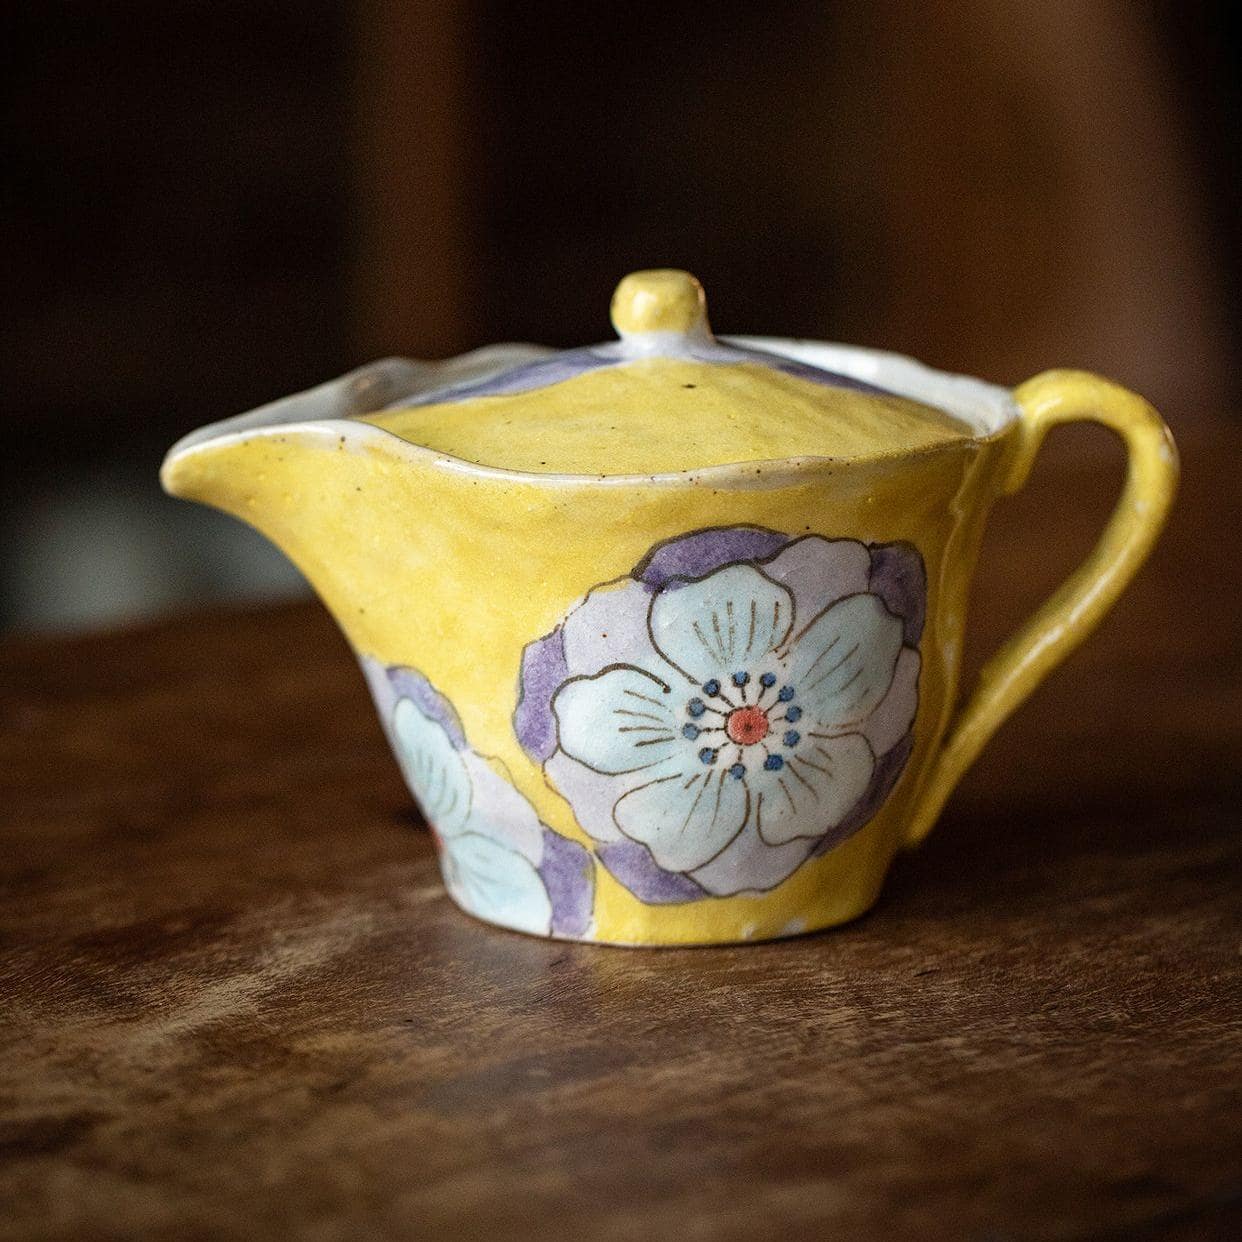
[359,654,396,724]
[443,832,553,935]
[649,564,794,685]
[545,750,629,843]
[553,666,681,775]
[614,766,750,873]
[460,750,545,862]
[753,733,875,846]
[393,698,472,836]
[561,577,656,676]
[689,824,816,895]
[860,646,920,757]
[791,593,904,733]
[761,537,871,625]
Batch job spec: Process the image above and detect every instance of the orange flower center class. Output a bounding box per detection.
[725,706,770,746]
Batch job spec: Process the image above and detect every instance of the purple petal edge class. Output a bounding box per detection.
[386,666,467,750]
[597,840,709,904]
[869,543,927,645]
[514,626,569,763]
[634,526,792,592]
[405,347,615,406]
[539,828,596,937]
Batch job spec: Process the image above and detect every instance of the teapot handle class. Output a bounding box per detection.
[903,369,1178,847]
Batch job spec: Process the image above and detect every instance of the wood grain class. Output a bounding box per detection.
[1,426,1239,1241]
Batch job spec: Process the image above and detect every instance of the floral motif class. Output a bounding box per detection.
[515,528,924,900]
[362,659,594,937]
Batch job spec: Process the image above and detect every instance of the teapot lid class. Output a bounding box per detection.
[361,270,995,475]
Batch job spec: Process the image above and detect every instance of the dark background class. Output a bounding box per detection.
[2,0,1238,633]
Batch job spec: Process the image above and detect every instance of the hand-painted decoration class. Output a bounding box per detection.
[515,527,924,901]
[363,660,594,937]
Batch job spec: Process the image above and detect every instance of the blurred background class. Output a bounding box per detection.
[2,0,1237,634]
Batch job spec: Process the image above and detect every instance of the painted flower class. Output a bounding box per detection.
[514,528,923,900]
[362,659,594,937]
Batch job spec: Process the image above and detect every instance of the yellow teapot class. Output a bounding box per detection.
[162,270,1177,945]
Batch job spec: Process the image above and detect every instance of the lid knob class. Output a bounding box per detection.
[610,269,712,344]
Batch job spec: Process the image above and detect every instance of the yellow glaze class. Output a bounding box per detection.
[362,359,973,474]
[611,267,710,336]
[161,272,1178,946]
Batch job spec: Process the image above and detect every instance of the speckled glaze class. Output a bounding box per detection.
[162,271,1177,945]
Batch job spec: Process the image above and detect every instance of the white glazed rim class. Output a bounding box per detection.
[161,336,1020,490]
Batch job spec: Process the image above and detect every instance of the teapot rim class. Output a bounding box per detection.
[162,337,1020,489]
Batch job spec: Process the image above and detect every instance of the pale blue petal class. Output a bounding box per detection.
[752,733,874,846]
[790,594,904,733]
[392,698,472,836]
[649,565,794,685]
[614,766,749,873]
[444,832,553,935]
[553,666,681,775]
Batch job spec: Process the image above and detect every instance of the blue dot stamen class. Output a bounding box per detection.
[777,685,796,702]
[699,747,717,765]
[783,730,801,747]
[728,763,746,780]
[687,698,706,718]
[682,723,701,740]
[703,679,721,697]
[763,753,785,771]
[784,705,802,722]
[759,672,777,687]
[731,671,750,687]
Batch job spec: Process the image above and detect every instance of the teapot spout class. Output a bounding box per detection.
[162,344,556,589]
[160,350,542,647]
[159,388,407,631]
[161,356,420,514]
[163,358,424,480]
[161,344,554,504]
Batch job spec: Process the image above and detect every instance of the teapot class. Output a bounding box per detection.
[162,270,1177,945]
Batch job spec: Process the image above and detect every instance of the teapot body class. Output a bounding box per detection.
[163,271,1176,945]
[173,423,1012,943]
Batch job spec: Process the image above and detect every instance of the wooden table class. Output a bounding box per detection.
[2,426,1239,1241]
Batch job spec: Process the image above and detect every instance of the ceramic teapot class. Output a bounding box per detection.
[162,270,1177,945]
